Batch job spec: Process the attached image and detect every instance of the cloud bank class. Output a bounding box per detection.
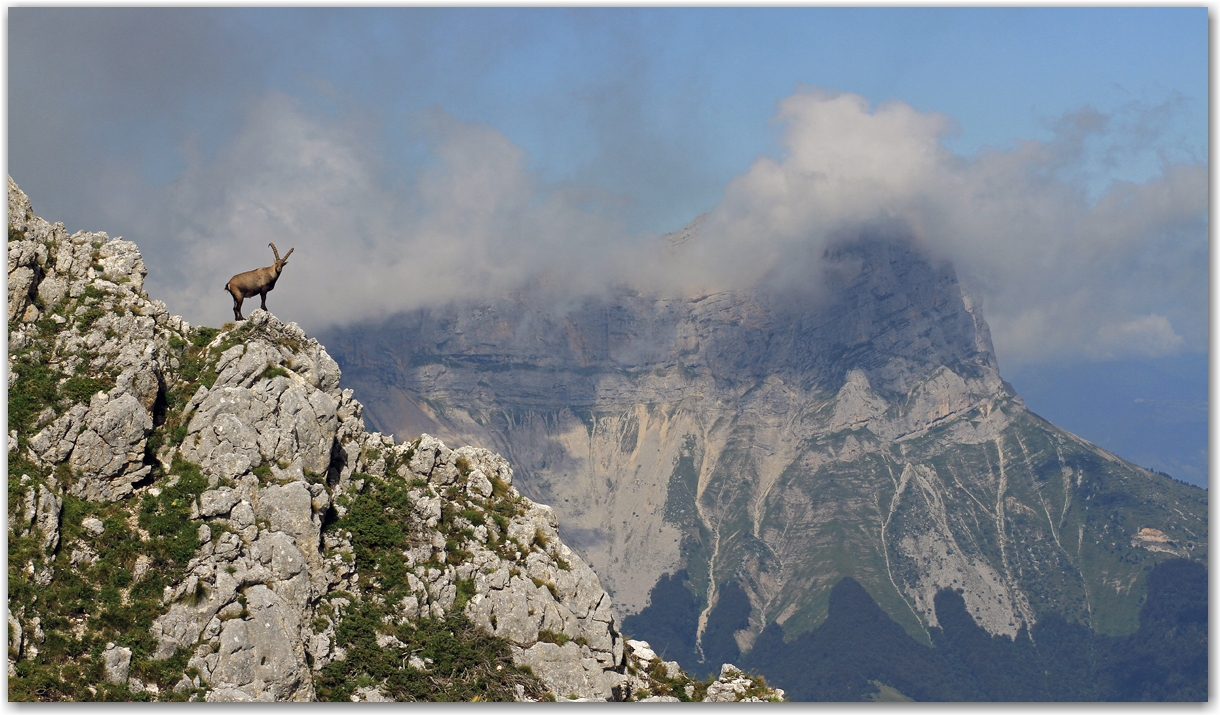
[140,95,640,330]
[31,86,1205,370]
[653,88,1206,365]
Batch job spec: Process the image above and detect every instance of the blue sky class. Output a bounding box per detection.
[7,7,1208,484]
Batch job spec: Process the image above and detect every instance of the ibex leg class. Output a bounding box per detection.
[232,292,245,321]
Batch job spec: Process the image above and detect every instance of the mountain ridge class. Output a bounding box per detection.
[5,177,783,702]
[322,219,1206,657]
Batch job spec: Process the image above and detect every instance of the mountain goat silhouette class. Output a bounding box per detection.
[224,242,294,321]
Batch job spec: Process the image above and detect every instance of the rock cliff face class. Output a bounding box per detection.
[6,178,781,702]
[322,222,1207,670]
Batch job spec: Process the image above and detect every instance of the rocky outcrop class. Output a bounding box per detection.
[176,316,343,484]
[1130,528,1185,557]
[6,177,780,702]
[102,644,132,685]
[704,664,781,702]
[11,176,170,505]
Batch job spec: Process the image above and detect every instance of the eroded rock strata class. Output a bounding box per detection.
[323,217,1208,672]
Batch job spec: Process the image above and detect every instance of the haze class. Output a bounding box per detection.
[7,8,1207,484]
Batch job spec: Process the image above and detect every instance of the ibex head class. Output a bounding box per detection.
[269,242,295,272]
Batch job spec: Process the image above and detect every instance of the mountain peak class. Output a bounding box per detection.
[6,177,782,702]
[322,218,1204,659]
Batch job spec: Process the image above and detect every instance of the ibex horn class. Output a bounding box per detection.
[269,242,280,261]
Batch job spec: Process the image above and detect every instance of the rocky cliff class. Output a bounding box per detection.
[322,221,1207,674]
[5,177,782,702]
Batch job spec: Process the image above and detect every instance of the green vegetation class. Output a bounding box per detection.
[638,657,706,702]
[190,326,219,348]
[77,307,105,330]
[259,363,289,381]
[317,468,546,701]
[8,350,65,437]
[59,375,108,404]
[136,456,209,568]
[7,320,120,460]
[537,629,570,646]
[315,605,546,702]
[8,456,213,701]
[6,290,243,701]
[744,563,1206,701]
[531,577,560,601]
[453,578,477,612]
[627,561,1206,701]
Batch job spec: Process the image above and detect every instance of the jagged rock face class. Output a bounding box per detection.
[323,222,1207,659]
[7,178,780,702]
[11,181,168,502]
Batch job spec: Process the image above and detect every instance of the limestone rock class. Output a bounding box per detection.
[314,217,1204,664]
[8,609,22,661]
[513,641,618,701]
[132,555,152,583]
[35,486,61,555]
[102,643,132,685]
[254,482,319,555]
[8,176,34,234]
[1131,527,1185,556]
[29,404,88,466]
[626,639,656,663]
[351,686,391,702]
[198,488,240,518]
[206,584,313,702]
[96,239,147,292]
[67,391,153,502]
[6,177,777,703]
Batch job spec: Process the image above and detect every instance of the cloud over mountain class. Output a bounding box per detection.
[140,95,639,329]
[129,87,1204,369]
[9,10,1203,369]
[667,88,1205,366]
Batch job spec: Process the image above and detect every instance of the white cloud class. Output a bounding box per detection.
[142,87,1205,370]
[146,95,634,329]
[660,88,1206,367]
[1095,314,1186,360]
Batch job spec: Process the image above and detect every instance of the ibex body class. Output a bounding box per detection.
[224,243,294,321]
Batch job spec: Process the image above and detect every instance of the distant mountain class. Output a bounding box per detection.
[322,222,1207,699]
[741,558,1206,701]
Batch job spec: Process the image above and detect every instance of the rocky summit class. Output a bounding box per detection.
[323,220,1207,695]
[5,177,783,702]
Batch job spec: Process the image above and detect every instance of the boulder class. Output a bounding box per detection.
[198,488,240,518]
[67,391,153,502]
[102,643,131,685]
[35,486,61,554]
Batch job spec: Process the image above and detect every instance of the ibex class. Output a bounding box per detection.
[224,242,294,321]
